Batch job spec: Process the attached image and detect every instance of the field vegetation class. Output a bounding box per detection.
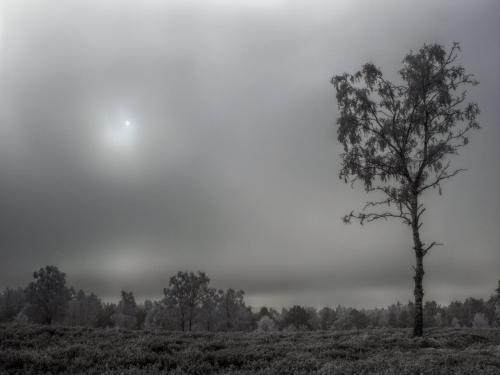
[1,324,499,374]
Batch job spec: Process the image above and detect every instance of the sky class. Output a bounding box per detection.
[0,0,499,309]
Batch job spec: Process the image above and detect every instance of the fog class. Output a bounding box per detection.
[0,0,499,308]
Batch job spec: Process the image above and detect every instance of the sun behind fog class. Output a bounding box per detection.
[102,119,136,151]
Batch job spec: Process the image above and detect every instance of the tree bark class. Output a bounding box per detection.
[188,303,195,331]
[411,195,424,337]
[413,249,424,336]
[180,310,185,332]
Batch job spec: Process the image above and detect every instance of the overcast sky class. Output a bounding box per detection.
[0,0,498,309]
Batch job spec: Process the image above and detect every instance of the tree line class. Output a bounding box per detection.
[1,266,499,332]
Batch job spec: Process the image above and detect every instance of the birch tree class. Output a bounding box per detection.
[331,42,479,336]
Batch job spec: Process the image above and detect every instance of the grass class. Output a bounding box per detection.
[1,324,499,374]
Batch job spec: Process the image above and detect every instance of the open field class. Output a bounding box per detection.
[1,325,500,374]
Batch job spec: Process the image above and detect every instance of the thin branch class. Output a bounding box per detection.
[422,241,443,255]
[343,209,412,226]
[418,168,466,193]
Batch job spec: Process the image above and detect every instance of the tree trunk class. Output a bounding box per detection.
[411,196,424,337]
[413,248,424,336]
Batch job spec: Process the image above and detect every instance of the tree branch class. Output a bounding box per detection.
[343,209,411,226]
[422,241,443,255]
[418,167,466,193]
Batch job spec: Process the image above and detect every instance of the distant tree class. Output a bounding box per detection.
[424,301,439,327]
[96,302,116,328]
[199,287,223,331]
[0,288,26,322]
[281,305,313,331]
[388,310,397,327]
[253,306,280,330]
[135,304,147,330]
[218,288,252,331]
[319,307,337,330]
[144,300,178,330]
[472,312,489,328]
[164,271,209,331]
[264,307,281,322]
[462,298,485,327]
[434,312,445,327]
[333,307,355,330]
[258,306,271,319]
[365,308,384,328]
[256,315,277,332]
[65,290,103,327]
[388,304,399,328]
[495,281,500,326]
[25,266,72,324]
[331,42,479,336]
[113,290,138,329]
[447,301,465,326]
[349,309,369,329]
[306,307,321,330]
[398,309,410,328]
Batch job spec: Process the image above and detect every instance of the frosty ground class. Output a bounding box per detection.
[1,324,499,374]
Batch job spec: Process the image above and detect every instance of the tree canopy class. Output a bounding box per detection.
[25,265,72,325]
[333,42,479,226]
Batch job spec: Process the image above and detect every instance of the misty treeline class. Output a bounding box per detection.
[1,266,499,332]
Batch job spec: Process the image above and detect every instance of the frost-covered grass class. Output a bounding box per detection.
[1,324,499,374]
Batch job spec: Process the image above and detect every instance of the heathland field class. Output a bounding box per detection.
[1,325,499,374]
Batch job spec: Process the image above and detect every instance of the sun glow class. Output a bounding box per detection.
[101,117,136,151]
[86,111,143,179]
